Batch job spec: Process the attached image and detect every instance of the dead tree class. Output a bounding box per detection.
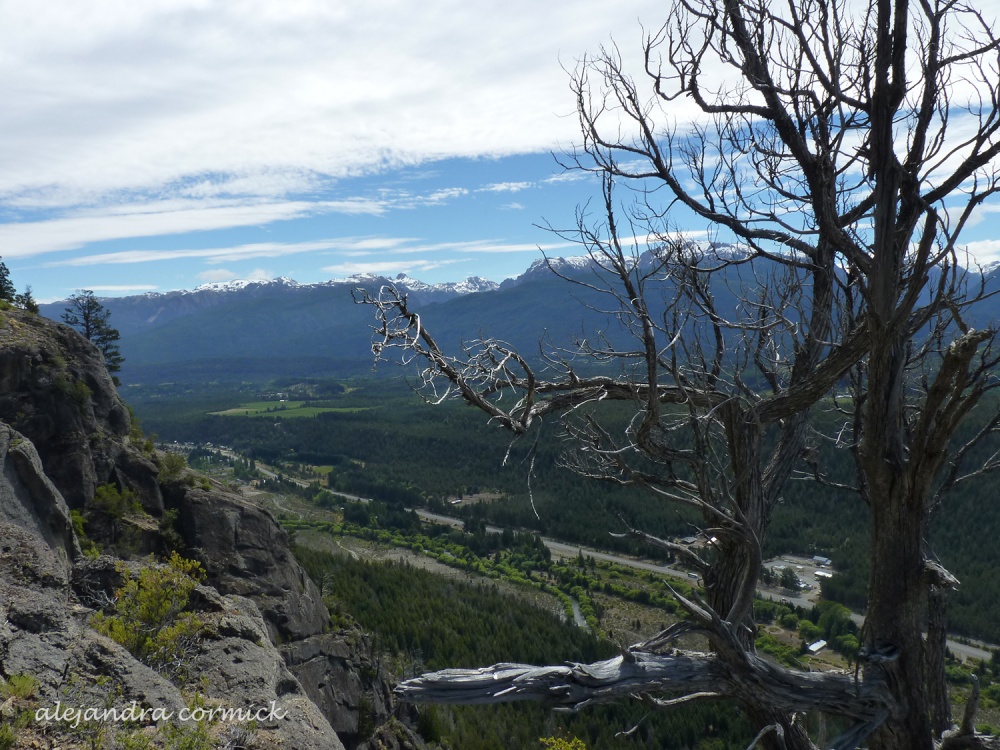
[358,0,1000,747]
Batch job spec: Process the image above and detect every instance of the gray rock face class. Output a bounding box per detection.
[163,480,425,749]
[188,596,346,749]
[0,423,79,568]
[164,482,330,643]
[0,521,188,717]
[0,310,419,749]
[0,310,162,514]
[0,405,345,747]
[1,507,347,749]
[281,631,394,746]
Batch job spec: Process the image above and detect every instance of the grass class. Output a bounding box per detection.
[0,673,39,700]
[208,400,370,418]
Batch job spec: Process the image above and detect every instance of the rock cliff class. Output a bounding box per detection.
[0,308,420,750]
[0,310,155,512]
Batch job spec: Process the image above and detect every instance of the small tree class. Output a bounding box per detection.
[90,552,206,677]
[15,286,38,314]
[0,260,16,303]
[779,568,801,592]
[62,290,124,380]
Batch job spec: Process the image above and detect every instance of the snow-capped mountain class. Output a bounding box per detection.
[192,277,301,293]
[39,249,1000,386]
[327,272,499,296]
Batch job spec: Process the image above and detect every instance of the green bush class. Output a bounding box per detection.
[755,633,800,667]
[70,508,100,555]
[798,620,823,643]
[159,508,184,552]
[778,613,799,630]
[90,552,207,677]
[54,374,92,407]
[158,451,188,482]
[0,672,38,700]
[946,663,973,685]
[91,483,142,519]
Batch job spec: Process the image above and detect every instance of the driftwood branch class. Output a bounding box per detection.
[745,723,786,750]
[395,649,893,733]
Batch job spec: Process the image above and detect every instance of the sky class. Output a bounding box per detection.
[3,0,1000,302]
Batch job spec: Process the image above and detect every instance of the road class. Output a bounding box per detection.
[411,507,996,661]
[182,446,997,662]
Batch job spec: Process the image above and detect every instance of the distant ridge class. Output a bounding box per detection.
[37,248,1000,385]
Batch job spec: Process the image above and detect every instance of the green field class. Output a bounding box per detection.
[209,400,369,418]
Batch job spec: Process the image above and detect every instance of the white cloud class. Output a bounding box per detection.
[463,241,574,254]
[966,201,1000,229]
[544,171,592,184]
[963,239,1000,265]
[480,182,535,193]
[501,202,526,210]
[2,199,384,259]
[48,235,562,269]
[0,0,664,211]
[423,187,470,203]
[52,239,365,266]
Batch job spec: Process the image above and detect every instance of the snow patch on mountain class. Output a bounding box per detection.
[326,272,499,295]
[524,256,594,276]
[193,277,300,293]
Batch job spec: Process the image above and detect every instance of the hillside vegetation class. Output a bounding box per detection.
[134,378,1000,644]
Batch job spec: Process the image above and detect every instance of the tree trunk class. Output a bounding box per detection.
[865,486,933,750]
[928,586,951,737]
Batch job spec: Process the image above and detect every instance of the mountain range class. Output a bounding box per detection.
[38,250,1000,385]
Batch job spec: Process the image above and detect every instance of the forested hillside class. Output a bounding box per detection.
[295,547,755,749]
[134,378,1000,643]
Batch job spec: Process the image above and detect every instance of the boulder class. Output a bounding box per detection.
[164,482,329,642]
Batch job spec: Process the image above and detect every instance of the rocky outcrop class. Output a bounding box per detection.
[0,309,161,513]
[0,422,79,567]
[2,533,346,749]
[0,523,174,714]
[162,478,416,749]
[0,426,347,749]
[0,308,422,749]
[162,481,329,643]
[281,631,396,747]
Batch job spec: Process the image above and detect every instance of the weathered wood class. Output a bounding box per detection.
[396,649,894,734]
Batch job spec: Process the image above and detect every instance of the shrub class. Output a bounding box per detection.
[91,552,206,678]
[54,374,92,407]
[0,672,38,699]
[158,451,187,482]
[798,620,823,644]
[778,613,800,630]
[70,508,100,555]
[540,737,588,749]
[91,483,142,519]
[159,508,184,552]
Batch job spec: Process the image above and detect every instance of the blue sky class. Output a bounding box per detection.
[3,0,1000,302]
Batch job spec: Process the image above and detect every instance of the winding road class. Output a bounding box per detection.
[191,446,996,662]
